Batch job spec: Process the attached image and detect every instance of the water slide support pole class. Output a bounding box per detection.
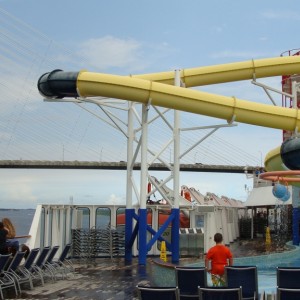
[171,70,181,263]
[125,102,135,262]
[292,186,300,245]
[138,103,149,265]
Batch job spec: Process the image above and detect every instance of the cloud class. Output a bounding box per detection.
[212,25,226,33]
[0,176,38,205]
[104,193,125,205]
[77,36,145,72]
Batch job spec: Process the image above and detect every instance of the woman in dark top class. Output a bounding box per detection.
[0,221,8,254]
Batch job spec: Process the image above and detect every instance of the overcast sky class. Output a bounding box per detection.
[0,0,299,208]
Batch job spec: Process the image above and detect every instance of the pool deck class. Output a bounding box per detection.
[11,257,152,299]
[4,238,297,299]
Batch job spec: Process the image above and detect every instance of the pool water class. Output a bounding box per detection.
[258,269,276,295]
[257,255,300,294]
[153,243,300,296]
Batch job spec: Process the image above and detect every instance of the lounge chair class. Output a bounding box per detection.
[42,245,60,282]
[175,266,207,299]
[277,267,300,289]
[198,286,242,300]
[28,246,51,286]
[0,254,18,300]
[13,248,40,291]
[225,266,258,299]
[136,286,180,300]
[276,287,300,300]
[48,243,74,278]
[4,251,27,293]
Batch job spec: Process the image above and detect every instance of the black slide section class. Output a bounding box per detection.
[37,69,79,99]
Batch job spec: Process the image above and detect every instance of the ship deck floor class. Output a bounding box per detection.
[5,238,280,299]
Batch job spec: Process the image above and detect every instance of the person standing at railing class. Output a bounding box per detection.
[205,233,233,286]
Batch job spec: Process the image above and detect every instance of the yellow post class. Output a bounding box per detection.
[160,241,167,262]
[266,226,271,251]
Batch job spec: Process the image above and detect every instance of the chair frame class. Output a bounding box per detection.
[49,243,74,278]
[3,251,26,296]
[29,246,51,286]
[137,285,180,300]
[42,245,60,282]
[225,265,258,300]
[198,286,242,300]
[277,267,300,289]
[0,254,17,300]
[15,248,40,292]
[175,266,207,298]
[277,287,300,300]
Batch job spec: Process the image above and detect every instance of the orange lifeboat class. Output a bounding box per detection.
[117,211,189,228]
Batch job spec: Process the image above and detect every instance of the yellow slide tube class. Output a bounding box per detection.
[39,56,300,173]
[132,56,300,87]
[264,146,283,171]
[76,70,300,131]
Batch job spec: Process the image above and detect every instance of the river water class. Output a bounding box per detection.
[0,209,35,236]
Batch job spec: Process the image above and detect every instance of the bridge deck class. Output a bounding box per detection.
[0,160,255,173]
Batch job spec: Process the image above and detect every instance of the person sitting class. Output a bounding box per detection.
[2,218,19,256]
[21,243,31,260]
[0,221,8,255]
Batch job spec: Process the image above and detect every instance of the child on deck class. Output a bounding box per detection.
[205,233,233,286]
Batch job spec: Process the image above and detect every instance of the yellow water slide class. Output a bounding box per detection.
[38,56,300,170]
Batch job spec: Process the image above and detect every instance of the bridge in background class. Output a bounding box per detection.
[0,160,256,173]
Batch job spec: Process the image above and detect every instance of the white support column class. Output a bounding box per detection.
[126,102,134,209]
[171,70,181,263]
[65,206,72,246]
[292,81,298,109]
[140,103,149,210]
[138,103,149,264]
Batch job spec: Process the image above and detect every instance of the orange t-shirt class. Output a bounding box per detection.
[206,244,233,275]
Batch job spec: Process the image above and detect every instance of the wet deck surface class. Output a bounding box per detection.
[8,258,149,299]
[4,239,277,299]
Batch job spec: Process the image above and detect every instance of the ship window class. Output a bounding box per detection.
[195,214,204,228]
[96,207,111,229]
[76,207,90,229]
[227,209,233,223]
[116,207,126,227]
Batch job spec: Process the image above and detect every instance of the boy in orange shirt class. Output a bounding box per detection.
[205,233,233,286]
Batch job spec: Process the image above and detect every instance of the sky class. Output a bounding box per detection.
[0,0,299,208]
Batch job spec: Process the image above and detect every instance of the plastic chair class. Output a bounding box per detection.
[225,266,258,299]
[277,267,300,289]
[198,286,242,300]
[175,266,207,299]
[277,287,300,300]
[137,286,180,300]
